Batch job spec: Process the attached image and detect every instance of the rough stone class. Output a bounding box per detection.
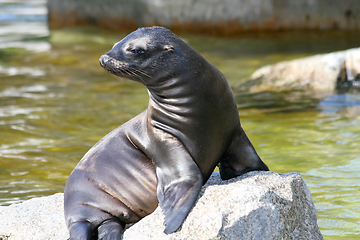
[0,193,68,240]
[122,171,323,240]
[47,0,360,33]
[0,172,323,240]
[239,47,360,94]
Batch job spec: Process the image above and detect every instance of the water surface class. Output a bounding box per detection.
[0,1,360,239]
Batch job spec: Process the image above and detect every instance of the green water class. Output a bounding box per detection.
[1,1,360,239]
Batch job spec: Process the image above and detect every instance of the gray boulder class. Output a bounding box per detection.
[0,193,68,240]
[239,47,360,94]
[0,171,323,240]
[122,171,323,240]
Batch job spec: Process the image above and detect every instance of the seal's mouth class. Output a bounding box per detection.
[99,54,151,81]
[99,54,127,76]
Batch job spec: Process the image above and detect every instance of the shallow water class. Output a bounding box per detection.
[0,1,360,239]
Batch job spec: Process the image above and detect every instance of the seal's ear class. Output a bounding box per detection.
[164,45,175,53]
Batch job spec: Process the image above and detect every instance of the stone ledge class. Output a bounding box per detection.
[0,193,68,240]
[122,171,323,240]
[0,171,323,240]
[47,0,360,33]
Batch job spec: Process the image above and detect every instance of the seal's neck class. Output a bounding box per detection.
[146,78,195,119]
[146,71,200,106]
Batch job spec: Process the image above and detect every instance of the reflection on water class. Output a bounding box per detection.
[0,66,45,76]
[319,94,360,116]
[0,1,359,239]
[307,158,360,237]
[0,0,49,52]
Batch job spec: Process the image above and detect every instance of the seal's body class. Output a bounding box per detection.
[64,26,269,240]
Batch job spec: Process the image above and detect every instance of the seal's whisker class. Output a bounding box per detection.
[115,76,124,81]
[130,70,146,82]
[127,67,152,78]
[125,68,146,84]
[108,66,126,81]
[125,68,140,78]
[122,69,138,81]
[124,67,143,79]
[104,58,150,80]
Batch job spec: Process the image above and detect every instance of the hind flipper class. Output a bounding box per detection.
[69,221,93,240]
[219,129,269,180]
[97,219,125,240]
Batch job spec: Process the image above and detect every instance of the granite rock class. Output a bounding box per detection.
[0,193,68,240]
[0,171,323,240]
[122,171,323,240]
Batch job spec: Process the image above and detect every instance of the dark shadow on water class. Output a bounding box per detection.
[234,90,321,114]
[234,89,360,116]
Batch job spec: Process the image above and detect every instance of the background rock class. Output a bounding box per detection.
[239,47,360,94]
[47,0,360,34]
[0,172,323,240]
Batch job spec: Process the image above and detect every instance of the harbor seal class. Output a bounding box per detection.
[64,26,269,240]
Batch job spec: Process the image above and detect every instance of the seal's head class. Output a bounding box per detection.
[99,27,183,84]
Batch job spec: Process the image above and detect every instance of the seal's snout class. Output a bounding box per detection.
[99,54,119,73]
[99,54,131,78]
[99,54,110,68]
[99,54,119,75]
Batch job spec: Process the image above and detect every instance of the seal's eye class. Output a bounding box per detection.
[164,45,175,53]
[128,48,145,55]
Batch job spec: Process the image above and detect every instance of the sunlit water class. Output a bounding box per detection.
[0,1,359,239]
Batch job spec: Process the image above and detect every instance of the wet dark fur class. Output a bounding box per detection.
[64,26,269,240]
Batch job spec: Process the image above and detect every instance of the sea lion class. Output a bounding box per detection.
[64,26,269,240]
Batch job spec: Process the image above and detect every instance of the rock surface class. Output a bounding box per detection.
[239,47,360,94]
[0,171,323,240]
[122,171,323,240]
[47,0,360,33]
[0,193,68,240]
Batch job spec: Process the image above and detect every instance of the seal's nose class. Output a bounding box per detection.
[99,54,110,68]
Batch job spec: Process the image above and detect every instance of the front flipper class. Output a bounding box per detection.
[157,164,202,234]
[149,130,203,234]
